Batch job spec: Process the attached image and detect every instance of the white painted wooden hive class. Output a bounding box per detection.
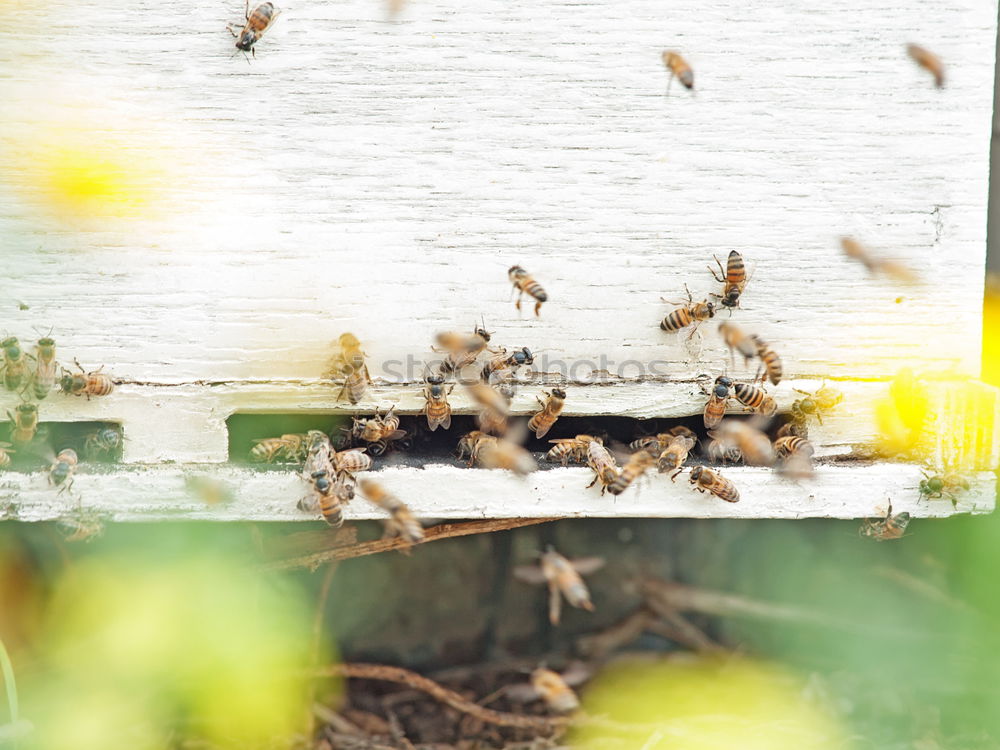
[0,0,997,523]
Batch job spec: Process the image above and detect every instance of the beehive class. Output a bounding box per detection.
[0,0,997,522]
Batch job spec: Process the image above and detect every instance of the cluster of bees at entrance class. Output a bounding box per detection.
[1,331,118,496]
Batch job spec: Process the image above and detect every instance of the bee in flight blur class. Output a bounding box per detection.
[906,43,945,88]
[434,324,494,377]
[477,438,537,476]
[716,419,775,467]
[513,546,605,625]
[718,321,757,369]
[359,478,424,545]
[751,335,782,386]
[859,503,911,541]
[607,449,655,495]
[507,666,589,714]
[228,1,280,57]
[456,430,498,467]
[1,337,29,392]
[528,388,566,439]
[325,333,371,404]
[508,266,548,317]
[660,285,715,340]
[662,50,694,93]
[709,251,750,312]
[60,360,114,399]
[774,435,815,479]
[688,466,740,503]
[840,237,919,284]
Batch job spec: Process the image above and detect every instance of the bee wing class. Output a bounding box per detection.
[548,583,562,626]
[560,661,594,687]
[505,683,542,704]
[439,413,452,430]
[512,564,547,585]
[570,556,606,575]
[386,429,407,441]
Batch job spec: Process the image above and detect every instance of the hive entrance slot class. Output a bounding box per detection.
[1,421,124,469]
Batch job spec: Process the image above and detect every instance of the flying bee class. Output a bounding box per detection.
[528,388,566,439]
[509,668,582,714]
[185,476,235,506]
[586,440,620,495]
[0,442,13,469]
[422,374,454,431]
[662,50,694,93]
[477,438,538,476]
[716,419,775,466]
[434,324,494,376]
[718,321,757,368]
[840,237,919,283]
[750,336,782,386]
[704,431,742,465]
[333,448,372,477]
[1,337,29,392]
[776,421,809,440]
[8,403,38,445]
[708,250,750,312]
[791,384,843,425]
[906,43,945,88]
[30,335,58,400]
[919,470,971,506]
[49,448,78,492]
[84,426,122,458]
[513,546,605,625]
[702,375,733,430]
[733,382,777,416]
[774,435,815,478]
[660,285,716,339]
[508,265,548,316]
[456,430,498,467]
[468,383,510,436]
[688,465,740,503]
[60,360,114,399]
[359,479,424,544]
[608,450,655,495]
[859,503,911,541]
[546,434,602,466]
[656,426,697,478]
[228,1,280,57]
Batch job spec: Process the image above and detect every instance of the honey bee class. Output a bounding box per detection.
[333,448,372,477]
[7,403,38,445]
[608,450,655,495]
[528,388,566,439]
[702,375,733,430]
[919,470,971,506]
[359,478,424,544]
[791,384,843,425]
[586,441,620,494]
[185,476,235,506]
[708,250,750,311]
[30,335,58,400]
[656,426,697,478]
[355,406,407,455]
[481,347,534,383]
[477,438,538,476]
[513,546,605,625]
[456,430,498,467]
[704,432,742,465]
[228,1,280,56]
[716,419,775,467]
[1,337,29,392]
[434,325,493,376]
[422,374,454,431]
[251,436,291,463]
[84,426,122,458]
[750,336,782,386]
[526,668,581,714]
[0,442,13,469]
[58,512,104,542]
[546,434,602,466]
[660,285,716,339]
[60,360,114,399]
[325,334,371,404]
[840,237,919,283]
[906,43,945,88]
[662,50,694,93]
[49,448,79,492]
[859,503,911,541]
[468,383,510,436]
[301,472,354,528]
[774,435,815,478]
[508,266,548,316]
[733,382,777,416]
[717,321,757,368]
[303,430,335,474]
[688,465,740,503]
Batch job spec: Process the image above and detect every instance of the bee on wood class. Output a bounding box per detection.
[656,426,698,478]
[0,443,14,469]
[660,285,716,339]
[791,384,843,425]
[508,266,548,317]
[704,431,743,465]
[840,237,919,284]
[528,388,566,439]
[333,448,372,478]
[906,43,945,88]
[84,426,122,458]
[608,450,655,495]
[456,430,498,467]
[250,436,293,463]
[30,335,58,400]
[513,546,605,625]
[586,440,620,495]
[359,479,424,545]
[60,360,114,399]
[7,403,38,445]
[49,448,78,492]
[228,1,280,57]
[919,470,971,506]
[859,503,911,541]
[355,406,407,456]
[434,324,494,376]
[325,333,371,404]
[716,419,775,467]
[422,374,454,431]
[477,438,538,476]
[733,382,777,416]
[688,465,740,503]
[662,50,694,93]
[774,435,815,478]
[300,471,354,527]
[718,321,757,368]
[546,434,602,466]
[304,430,336,476]
[708,251,750,312]
[468,383,510,436]
[1,337,29,392]
[702,375,733,430]
[751,336,782,386]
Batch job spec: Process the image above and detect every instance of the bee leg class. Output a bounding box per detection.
[670,468,683,482]
[515,290,523,313]
[666,72,673,96]
[707,257,725,283]
[586,475,599,489]
[245,0,250,20]
[227,23,240,37]
[534,300,542,317]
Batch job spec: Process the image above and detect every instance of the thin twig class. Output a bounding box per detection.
[311,663,570,732]
[264,517,559,571]
[647,609,722,653]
